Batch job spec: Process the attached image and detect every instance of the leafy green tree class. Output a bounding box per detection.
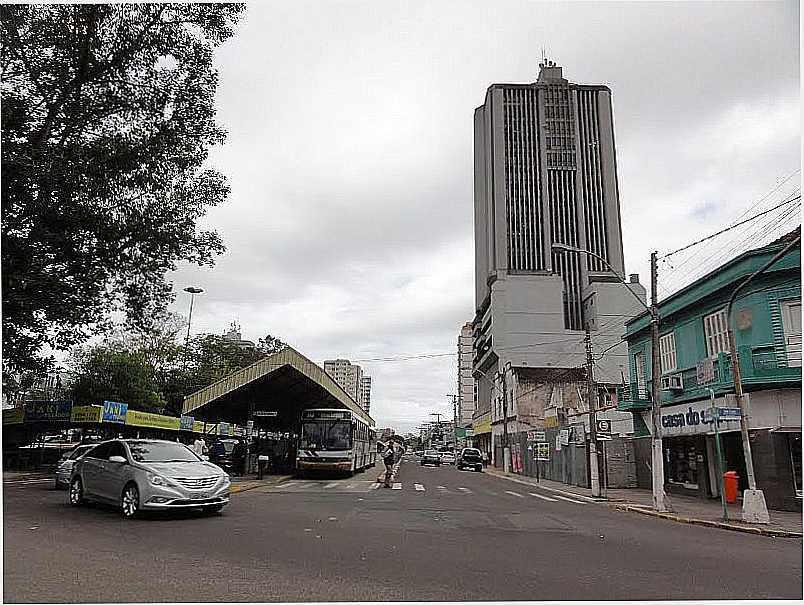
[1,4,245,376]
[69,344,166,413]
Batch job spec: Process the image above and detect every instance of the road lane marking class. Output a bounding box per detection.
[392,483,402,490]
[414,483,425,491]
[437,485,446,489]
[528,492,558,502]
[324,482,339,489]
[553,495,587,505]
[457,487,472,493]
[370,483,380,490]
[504,490,525,498]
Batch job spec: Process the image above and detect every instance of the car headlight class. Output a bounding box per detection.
[149,474,169,486]
[221,474,230,485]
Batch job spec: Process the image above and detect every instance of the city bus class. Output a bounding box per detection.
[296,408,376,474]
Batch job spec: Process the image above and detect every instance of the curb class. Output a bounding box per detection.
[610,503,803,538]
[230,475,292,494]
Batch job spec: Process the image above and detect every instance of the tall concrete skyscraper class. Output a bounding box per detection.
[472,62,646,467]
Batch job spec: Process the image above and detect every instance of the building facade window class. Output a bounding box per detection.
[634,352,647,398]
[664,437,699,490]
[781,298,802,368]
[659,332,677,374]
[703,309,729,357]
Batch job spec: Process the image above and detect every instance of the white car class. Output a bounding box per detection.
[55,444,96,489]
[440,451,456,465]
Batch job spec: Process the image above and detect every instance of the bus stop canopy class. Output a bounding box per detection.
[182,347,374,428]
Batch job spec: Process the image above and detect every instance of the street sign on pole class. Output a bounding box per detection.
[536,442,550,461]
[596,418,613,441]
[716,407,741,420]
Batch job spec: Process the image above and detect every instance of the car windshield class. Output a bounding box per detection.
[68,445,93,460]
[127,441,199,463]
[425,450,438,456]
[463,449,481,456]
[300,420,351,450]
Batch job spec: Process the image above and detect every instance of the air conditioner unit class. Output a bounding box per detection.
[661,374,683,391]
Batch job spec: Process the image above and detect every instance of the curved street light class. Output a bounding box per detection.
[182,287,204,371]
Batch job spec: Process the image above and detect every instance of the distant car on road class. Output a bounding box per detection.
[440,451,456,465]
[55,443,96,489]
[69,439,230,518]
[457,447,483,472]
[420,450,442,467]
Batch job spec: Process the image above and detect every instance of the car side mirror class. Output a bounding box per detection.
[108,455,127,464]
[201,455,209,462]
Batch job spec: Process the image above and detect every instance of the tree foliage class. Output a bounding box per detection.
[1,4,245,375]
[67,318,286,416]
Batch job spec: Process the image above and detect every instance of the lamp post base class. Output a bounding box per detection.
[741,489,770,524]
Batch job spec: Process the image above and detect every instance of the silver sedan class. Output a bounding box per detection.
[69,439,230,518]
[55,443,97,489]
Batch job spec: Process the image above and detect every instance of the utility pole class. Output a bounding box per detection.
[501,363,510,473]
[650,252,668,512]
[725,233,797,523]
[585,329,601,497]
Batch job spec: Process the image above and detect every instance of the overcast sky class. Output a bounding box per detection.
[168,1,801,434]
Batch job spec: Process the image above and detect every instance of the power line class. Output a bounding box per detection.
[661,194,800,259]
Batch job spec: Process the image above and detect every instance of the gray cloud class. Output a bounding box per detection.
[168,0,799,432]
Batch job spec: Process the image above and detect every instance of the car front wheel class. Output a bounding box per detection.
[69,478,84,506]
[121,483,140,519]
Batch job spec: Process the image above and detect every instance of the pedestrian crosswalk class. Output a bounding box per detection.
[259,478,590,505]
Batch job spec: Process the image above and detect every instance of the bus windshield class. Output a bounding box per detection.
[300,420,352,450]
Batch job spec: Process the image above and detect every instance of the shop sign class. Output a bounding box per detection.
[25,400,72,422]
[125,410,180,431]
[192,421,206,434]
[527,430,546,442]
[219,421,230,435]
[660,400,741,437]
[472,418,492,434]
[696,358,716,385]
[102,401,128,424]
[179,415,195,431]
[559,429,570,446]
[555,434,562,452]
[254,411,278,417]
[544,416,559,429]
[536,442,550,460]
[3,407,25,425]
[71,405,102,424]
[464,429,474,437]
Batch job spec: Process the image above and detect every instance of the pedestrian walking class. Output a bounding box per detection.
[382,441,396,488]
[232,439,246,476]
[192,436,206,457]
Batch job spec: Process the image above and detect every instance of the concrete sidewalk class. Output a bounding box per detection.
[485,467,802,537]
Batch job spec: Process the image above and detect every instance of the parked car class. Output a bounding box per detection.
[457,447,483,472]
[55,443,96,489]
[69,439,230,518]
[440,451,456,465]
[420,450,441,467]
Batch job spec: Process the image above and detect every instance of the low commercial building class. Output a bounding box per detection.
[619,230,801,511]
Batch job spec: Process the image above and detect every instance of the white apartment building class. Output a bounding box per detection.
[323,358,363,405]
[457,322,475,428]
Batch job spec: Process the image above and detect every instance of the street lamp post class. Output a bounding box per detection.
[552,243,666,511]
[182,287,204,371]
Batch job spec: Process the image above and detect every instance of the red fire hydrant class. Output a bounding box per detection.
[723,471,740,503]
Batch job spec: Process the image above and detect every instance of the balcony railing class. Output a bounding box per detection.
[616,382,651,411]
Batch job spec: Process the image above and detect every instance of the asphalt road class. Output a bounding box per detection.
[4,458,802,602]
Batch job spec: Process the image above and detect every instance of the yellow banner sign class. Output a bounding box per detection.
[71,406,102,423]
[544,416,559,429]
[472,418,492,435]
[125,410,180,431]
[3,407,24,425]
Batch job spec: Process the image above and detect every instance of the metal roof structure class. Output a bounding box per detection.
[182,347,374,426]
